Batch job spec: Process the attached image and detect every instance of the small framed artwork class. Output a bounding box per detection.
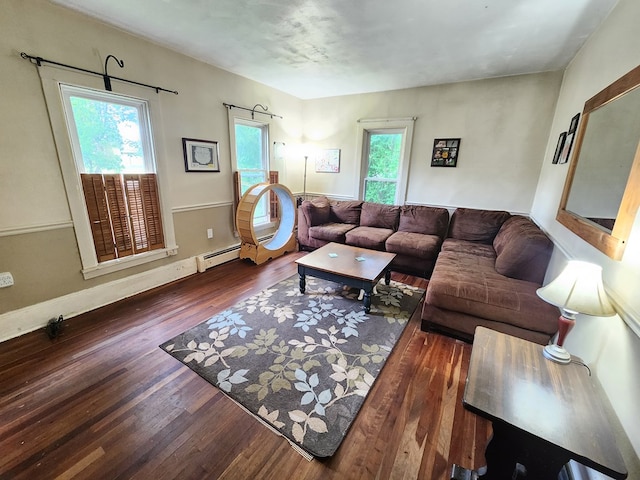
[558,113,580,164]
[182,138,220,172]
[552,132,567,164]
[315,148,340,173]
[431,138,461,167]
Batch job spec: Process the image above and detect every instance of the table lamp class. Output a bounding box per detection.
[536,260,615,364]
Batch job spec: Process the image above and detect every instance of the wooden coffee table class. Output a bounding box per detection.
[295,242,396,313]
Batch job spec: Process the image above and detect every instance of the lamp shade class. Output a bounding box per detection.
[536,261,615,316]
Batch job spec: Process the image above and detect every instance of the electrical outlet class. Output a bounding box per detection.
[207,228,213,239]
[0,272,14,288]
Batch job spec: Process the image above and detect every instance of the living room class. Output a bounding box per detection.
[1,0,639,477]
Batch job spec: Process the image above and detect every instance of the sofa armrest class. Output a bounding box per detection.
[493,216,553,284]
[297,206,311,246]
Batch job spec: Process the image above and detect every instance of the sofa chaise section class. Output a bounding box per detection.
[422,209,559,344]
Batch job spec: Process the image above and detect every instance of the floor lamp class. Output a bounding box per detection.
[302,155,308,201]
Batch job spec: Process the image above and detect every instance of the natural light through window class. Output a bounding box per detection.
[235,120,270,225]
[363,131,402,205]
[61,85,164,262]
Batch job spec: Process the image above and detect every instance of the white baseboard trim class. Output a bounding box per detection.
[0,258,198,344]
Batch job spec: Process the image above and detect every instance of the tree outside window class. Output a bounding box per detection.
[363,132,402,205]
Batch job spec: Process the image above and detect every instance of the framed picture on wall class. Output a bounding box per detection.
[558,113,580,164]
[315,148,340,173]
[552,132,567,164]
[182,137,220,172]
[431,138,461,167]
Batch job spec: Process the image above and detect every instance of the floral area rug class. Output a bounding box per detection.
[160,274,424,458]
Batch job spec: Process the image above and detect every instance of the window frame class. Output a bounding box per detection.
[60,84,156,174]
[356,118,415,205]
[227,111,272,227]
[39,68,177,279]
[362,129,404,204]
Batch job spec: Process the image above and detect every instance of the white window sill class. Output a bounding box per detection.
[254,221,276,233]
[81,245,179,280]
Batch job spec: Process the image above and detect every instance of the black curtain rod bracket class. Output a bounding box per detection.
[20,52,178,95]
[223,102,283,120]
[103,54,124,91]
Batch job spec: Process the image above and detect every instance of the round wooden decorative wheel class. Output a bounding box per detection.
[236,182,298,265]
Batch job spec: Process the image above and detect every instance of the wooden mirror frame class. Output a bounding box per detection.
[557,64,640,260]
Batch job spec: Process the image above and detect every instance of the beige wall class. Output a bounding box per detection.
[531,0,640,465]
[300,72,562,213]
[0,0,303,316]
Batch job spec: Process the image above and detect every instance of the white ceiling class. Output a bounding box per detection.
[51,0,618,99]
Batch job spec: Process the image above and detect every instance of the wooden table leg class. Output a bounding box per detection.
[298,268,306,293]
[363,286,372,313]
[384,269,391,285]
[481,422,522,479]
[474,421,567,479]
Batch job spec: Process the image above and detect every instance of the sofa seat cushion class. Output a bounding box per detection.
[385,231,441,259]
[493,216,553,284]
[360,202,400,230]
[426,251,558,334]
[447,208,511,244]
[345,226,394,251]
[441,238,496,258]
[309,223,357,243]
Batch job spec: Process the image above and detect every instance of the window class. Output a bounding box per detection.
[357,118,415,205]
[60,85,166,265]
[363,131,403,204]
[232,119,271,225]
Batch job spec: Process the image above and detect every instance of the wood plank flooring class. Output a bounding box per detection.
[0,252,490,480]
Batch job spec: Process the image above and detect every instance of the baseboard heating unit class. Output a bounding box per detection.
[196,234,274,273]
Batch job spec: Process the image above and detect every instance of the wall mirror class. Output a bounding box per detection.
[557,64,640,260]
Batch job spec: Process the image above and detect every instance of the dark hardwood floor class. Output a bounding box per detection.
[0,252,490,479]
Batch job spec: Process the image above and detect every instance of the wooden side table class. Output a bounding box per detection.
[453,326,627,479]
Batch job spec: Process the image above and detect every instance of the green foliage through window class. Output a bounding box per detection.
[235,122,269,222]
[364,133,402,204]
[69,96,144,174]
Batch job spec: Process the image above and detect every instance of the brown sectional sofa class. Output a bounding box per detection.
[297,197,449,278]
[421,208,559,344]
[297,199,559,344]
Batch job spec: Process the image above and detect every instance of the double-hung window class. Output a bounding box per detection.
[357,118,415,205]
[232,118,271,226]
[60,85,165,264]
[362,130,403,204]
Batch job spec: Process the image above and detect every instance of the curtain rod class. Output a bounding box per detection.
[357,116,417,123]
[20,52,178,95]
[223,102,283,119]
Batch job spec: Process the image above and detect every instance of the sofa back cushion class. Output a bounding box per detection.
[398,205,449,237]
[360,202,400,230]
[493,216,553,284]
[301,196,331,226]
[330,200,363,224]
[448,208,511,244]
